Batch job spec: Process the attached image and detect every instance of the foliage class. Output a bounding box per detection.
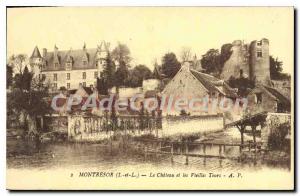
[161,52,181,78]
[125,65,152,87]
[200,49,221,75]
[228,74,255,97]
[7,55,50,133]
[270,56,290,80]
[268,121,290,151]
[200,44,232,76]
[111,43,131,66]
[102,52,116,89]
[6,64,13,89]
[96,77,108,95]
[115,62,129,87]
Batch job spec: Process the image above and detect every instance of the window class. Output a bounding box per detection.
[54,73,57,81]
[257,41,262,46]
[82,82,86,87]
[54,63,59,68]
[257,52,262,58]
[67,83,70,89]
[255,93,262,104]
[94,71,98,79]
[67,73,70,80]
[83,61,87,66]
[82,72,86,79]
[42,74,46,79]
[53,83,57,89]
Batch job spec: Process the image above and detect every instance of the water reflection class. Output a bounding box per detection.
[7,138,290,172]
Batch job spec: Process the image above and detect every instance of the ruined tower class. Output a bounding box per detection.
[249,38,270,84]
[221,40,250,80]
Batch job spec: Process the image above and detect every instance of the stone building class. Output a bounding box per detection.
[246,84,290,114]
[162,62,237,115]
[221,38,270,85]
[30,41,110,92]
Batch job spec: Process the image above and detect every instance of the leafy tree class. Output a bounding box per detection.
[161,52,181,78]
[111,43,131,86]
[101,52,116,89]
[6,64,13,89]
[96,76,108,95]
[126,65,152,87]
[270,56,290,80]
[220,43,233,66]
[7,55,50,135]
[201,44,232,76]
[111,43,131,66]
[200,49,221,75]
[115,61,129,87]
[228,71,255,97]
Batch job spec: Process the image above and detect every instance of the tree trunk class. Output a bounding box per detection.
[27,115,38,136]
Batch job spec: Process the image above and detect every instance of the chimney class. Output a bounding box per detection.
[43,48,47,58]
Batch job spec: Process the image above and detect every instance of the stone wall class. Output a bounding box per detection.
[67,114,224,141]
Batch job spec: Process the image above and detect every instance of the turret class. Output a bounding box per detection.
[30,46,43,76]
[95,41,110,73]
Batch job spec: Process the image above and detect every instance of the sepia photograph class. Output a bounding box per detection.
[6,6,294,190]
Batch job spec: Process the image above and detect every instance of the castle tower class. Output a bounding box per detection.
[220,40,250,80]
[95,41,110,74]
[249,38,270,85]
[29,46,43,76]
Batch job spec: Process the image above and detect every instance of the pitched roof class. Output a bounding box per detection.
[31,46,42,58]
[34,42,110,71]
[190,69,237,98]
[263,85,290,105]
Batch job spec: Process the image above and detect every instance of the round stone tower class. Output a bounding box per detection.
[29,46,43,77]
[249,38,270,85]
[220,40,250,80]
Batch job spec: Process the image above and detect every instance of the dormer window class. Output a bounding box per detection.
[54,62,59,68]
[83,61,87,66]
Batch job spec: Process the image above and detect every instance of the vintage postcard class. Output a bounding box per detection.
[6,7,294,190]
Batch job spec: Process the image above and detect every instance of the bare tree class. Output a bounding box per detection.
[179,47,192,62]
[8,54,28,75]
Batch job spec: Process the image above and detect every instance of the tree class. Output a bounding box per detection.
[179,47,192,62]
[126,65,152,87]
[96,76,109,95]
[8,54,28,75]
[111,43,131,86]
[114,62,129,87]
[6,64,13,89]
[7,55,50,136]
[201,44,232,76]
[200,49,221,75]
[102,52,116,89]
[161,52,181,78]
[220,43,233,66]
[228,71,255,97]
[270,56,290,80]
[111,43,131,66]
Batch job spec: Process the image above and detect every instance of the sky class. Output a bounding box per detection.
[7,7,294,73]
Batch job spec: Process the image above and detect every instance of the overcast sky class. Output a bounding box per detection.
[7,7,293,73]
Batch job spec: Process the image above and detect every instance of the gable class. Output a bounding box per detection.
[162,67,209,98]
